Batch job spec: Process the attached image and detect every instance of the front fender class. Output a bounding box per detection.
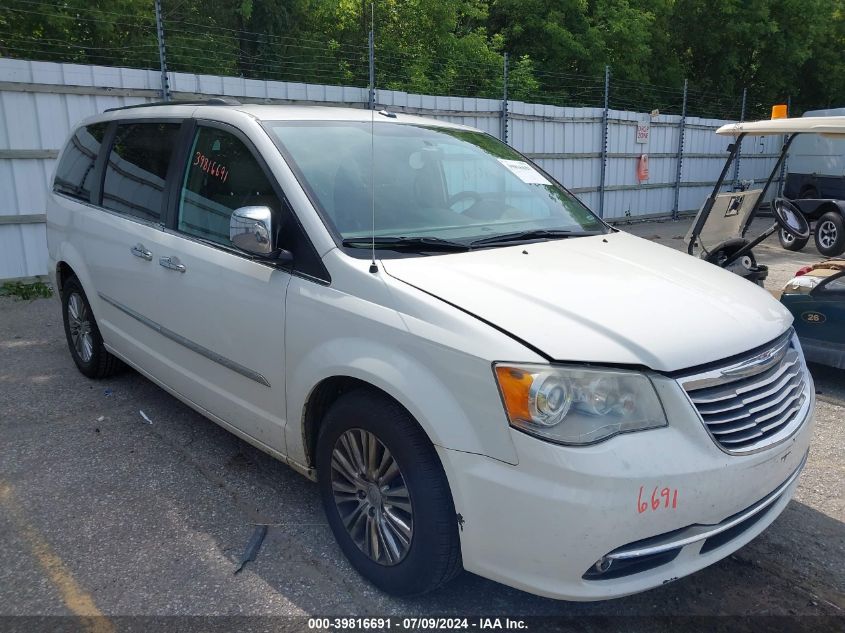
[284,277,521,467]
[830,200,845,217]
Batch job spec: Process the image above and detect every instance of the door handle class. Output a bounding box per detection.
[159,256,186,273]
[130,243,153,261]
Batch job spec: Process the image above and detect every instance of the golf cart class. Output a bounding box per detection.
[777,196,845,257]
[780,259,845,368]
[780,107,845,256]
[685,112,845,284]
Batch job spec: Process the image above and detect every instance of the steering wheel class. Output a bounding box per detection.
[772,197,810,240]
[448,191,483,212]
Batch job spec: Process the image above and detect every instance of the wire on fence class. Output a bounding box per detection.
[0,0,757,121]
[0,0,795,225]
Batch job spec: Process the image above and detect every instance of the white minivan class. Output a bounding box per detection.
[47,100,815,601]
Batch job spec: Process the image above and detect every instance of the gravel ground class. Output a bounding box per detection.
[0,218,842,631]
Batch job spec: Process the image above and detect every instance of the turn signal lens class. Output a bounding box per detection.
[495,366,532,422]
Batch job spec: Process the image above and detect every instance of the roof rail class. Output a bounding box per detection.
[104,97,241,113]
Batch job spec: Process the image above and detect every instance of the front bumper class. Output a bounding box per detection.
[438,375,815,601]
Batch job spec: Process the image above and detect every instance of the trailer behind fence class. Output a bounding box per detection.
[0,57,783,281]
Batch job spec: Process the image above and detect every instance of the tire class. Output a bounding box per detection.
[316,389,462,596]
[61,276,122,379]
[814,212,845,257]
[778,227,809,251]
[799,186,818,200]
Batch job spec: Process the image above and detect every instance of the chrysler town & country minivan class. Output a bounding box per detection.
[47,101,815,600]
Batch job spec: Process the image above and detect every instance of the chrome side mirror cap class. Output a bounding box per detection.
[230,206,276,257]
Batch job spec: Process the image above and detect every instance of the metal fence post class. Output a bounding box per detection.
[368,27,375,110]
[672,78,688,220]
[154,0,170,101]
[598,65,610,219]
[732,87,747,185]
[501,52,509,143]
[778,95,791,195]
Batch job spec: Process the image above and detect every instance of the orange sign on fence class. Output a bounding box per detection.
[637,154,649,182]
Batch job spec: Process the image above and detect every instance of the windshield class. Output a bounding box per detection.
[266,121,605,247]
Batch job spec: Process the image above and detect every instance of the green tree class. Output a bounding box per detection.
[489,0,603,76]
[669,0,832,115]
[794,1,845,113]
[3,0,845,115]
[0,0,157,68]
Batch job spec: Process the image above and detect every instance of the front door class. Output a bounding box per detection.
[139,123,292,452]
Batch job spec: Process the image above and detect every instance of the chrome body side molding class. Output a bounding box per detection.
[98,292,271,387]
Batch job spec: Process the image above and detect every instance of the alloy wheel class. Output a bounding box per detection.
[780,229,795,245]
[330,428,414,565]
[67,292,94,363]
[818,220,838,249]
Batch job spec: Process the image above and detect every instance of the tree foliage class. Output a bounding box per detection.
[0,0,842,116]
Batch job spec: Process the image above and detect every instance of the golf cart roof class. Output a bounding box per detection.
[716,116,845,137]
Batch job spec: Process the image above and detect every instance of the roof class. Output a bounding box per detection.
[236,104,471,130]
[104,97,242,112]
[92,101,472,132]
[716,116,845,137]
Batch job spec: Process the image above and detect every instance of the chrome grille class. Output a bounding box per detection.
[678,331,810,453]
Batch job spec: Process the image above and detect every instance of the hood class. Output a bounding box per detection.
[381,232,793,372]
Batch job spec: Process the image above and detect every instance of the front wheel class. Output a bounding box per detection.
[814,212,845,257]
[317,389,462,596]
[779,227,809,251]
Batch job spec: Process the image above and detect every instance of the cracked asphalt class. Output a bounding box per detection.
[0,218,842,630]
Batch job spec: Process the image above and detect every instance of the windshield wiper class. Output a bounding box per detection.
[342,236,471,252]
[469,229,598,247]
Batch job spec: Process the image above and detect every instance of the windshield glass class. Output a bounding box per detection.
[266,122,605,245]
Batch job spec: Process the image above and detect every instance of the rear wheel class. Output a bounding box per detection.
[778,227,809,251]
[317,389,462,596]
[61,276,122,378]
[799,186,818,200]
[814,212,845,257]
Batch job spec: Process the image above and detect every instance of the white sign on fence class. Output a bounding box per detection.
[636,121,650,144]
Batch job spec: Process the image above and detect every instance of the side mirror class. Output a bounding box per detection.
[230,206,279,258]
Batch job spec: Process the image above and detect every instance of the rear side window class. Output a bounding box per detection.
[178,127,281,245]
[102,122,181,222]
[53,123,108,202]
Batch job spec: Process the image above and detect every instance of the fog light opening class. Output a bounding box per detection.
[594,557,613,574]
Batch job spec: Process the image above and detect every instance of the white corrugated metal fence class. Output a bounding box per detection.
[0,57,782,281]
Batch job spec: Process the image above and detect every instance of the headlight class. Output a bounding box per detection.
[493,363,667,445]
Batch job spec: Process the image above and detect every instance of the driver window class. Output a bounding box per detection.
[178,127,281,246]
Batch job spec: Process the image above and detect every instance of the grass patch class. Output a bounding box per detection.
[0,281,54,300]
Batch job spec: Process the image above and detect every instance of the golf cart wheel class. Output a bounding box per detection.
[317,389,462,596]
[799,186,818,200]
[61,276,122,379]
[779,227,808,251]
[814,212,845,257]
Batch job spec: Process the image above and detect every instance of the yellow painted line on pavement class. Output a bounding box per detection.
[0,482,114,633]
